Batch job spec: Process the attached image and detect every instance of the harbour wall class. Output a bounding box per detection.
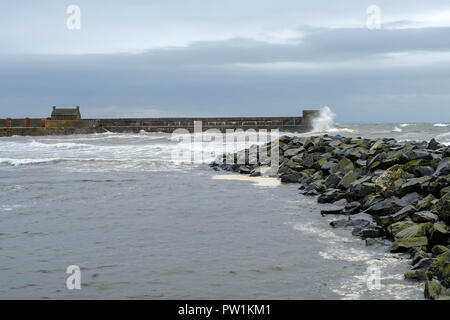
[0,110,319,137]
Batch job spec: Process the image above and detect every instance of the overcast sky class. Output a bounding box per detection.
[1,0,450,122]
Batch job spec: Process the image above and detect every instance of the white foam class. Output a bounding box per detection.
[434,123,449,127]
[212,175,280,187]
[392,126,403,132]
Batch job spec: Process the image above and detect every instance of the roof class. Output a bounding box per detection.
[51,106,80,116]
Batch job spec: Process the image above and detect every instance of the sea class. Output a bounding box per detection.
[0,116,449,299]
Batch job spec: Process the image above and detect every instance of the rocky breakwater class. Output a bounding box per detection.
[210,135,450,300]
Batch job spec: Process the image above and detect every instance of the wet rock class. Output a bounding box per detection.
[411,258,434,271]
[353,225,384,239]
[318,189,346,204]
[428,138,440,151]
[401,192,420,205]
[411,211,439,223]
[416,194,436,211]
[325,173,341,188]
[391,236,428,253]
[239,166,251,174]
[431,245,449,256]
[424,281,442,300]
[330,218,370,228]
[428,222,449,247]
[375,164,404,194]
[330,157,354,175]
[404,271,432,282]
[338,170,361,190]
[429,251,450,287]
[284,147,305,157]
[434,158,450,177]
[400,176,433,195]
[434,193,450,224]
[365,198,401,216]
[280,170,301,183]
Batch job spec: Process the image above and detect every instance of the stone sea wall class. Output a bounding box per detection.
[211,134,450,300]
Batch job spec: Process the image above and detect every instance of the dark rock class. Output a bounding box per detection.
[411,211,439,223]
[280,170,302,183]
[330,219,370,228]
[353,225,384,238]
[239,166,251,174]
[411,258,434,270]
[428,138,440,151]
[325,173,341,188]
[400,176,432,195]
[401,192,420,205]
[429,251,450,288]
[391,236,428,253]
[431,245,449,256]
[424,281,442,300]
[434,158,450,177]
[318,189,346,204]
[428,222,449,247]
[404,271,432,281]
[330,157,354,175]
[416,194,436,211]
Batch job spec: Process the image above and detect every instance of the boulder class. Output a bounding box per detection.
[375,164,404,194]
[280,170,301,183]
[411,211,439,223]
[431,245,449,256]
[330,219,371,228]
[391,236,428,253]
[424,281,442,300]
[400,176,432,195]
[434,158,450,177]
[318,189,346,204]
[428,138,440,151]
[416,194,436,211]
[330,157,355,175]
[428,222,449,247]
[338,170,361,190]
[429,251,450,288]
[404,271,432,282]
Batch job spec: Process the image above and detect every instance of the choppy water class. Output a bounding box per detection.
[0,122,448,299]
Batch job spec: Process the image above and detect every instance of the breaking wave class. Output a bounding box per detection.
[311,106,356,134]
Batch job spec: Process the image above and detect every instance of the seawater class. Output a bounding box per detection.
[0,123,448,299]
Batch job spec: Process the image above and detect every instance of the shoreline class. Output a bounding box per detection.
[210,134,450,300]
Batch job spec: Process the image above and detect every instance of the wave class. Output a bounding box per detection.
[392,126,402,132]
[434,123,449,127]
[310,106,356,134]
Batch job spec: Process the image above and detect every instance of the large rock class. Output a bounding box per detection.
[411,211,439,223]
[375,164,404,194]
[434,158,450,177]
[330,157,355,175]
[400,176,433,195]
[388,221,432,239]
[424,281,442,300]
[434,193,450,224]
[338,170,361,190]
[429,251,450,288]
[428,222,450,247]
[330,219,371,228]
[391,236,428,253]
[280,169,301,183]
[404,271,432,282]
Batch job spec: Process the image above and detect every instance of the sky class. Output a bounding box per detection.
[1,0,450,122]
